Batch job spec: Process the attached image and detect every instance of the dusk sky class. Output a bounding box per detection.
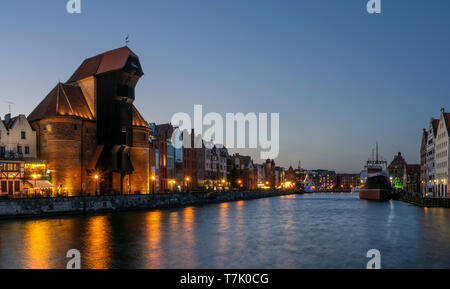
[0,0,449,172]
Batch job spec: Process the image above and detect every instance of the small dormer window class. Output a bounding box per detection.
[21,131,26,139]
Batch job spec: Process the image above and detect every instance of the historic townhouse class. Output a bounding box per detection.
[197,139,229,190]
[0,114,36,160]
[0,114,37,197]
[230,153,257,190]
[28,47,151,196]
[420,129,428,195]
[426,118,439,195]
[434,108,450,197]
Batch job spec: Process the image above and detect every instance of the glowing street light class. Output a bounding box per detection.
[93,174,100,196]
[32,174,40,198]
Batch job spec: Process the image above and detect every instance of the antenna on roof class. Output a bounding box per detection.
[3,100,14,114]
[125,34,130,46]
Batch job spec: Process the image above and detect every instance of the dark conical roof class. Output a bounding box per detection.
[28,83,94,122]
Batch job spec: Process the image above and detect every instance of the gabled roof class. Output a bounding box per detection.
[132,105,150,129]
[431,119,439,137]
[2,116,19,130]
[445,113,450,135]
[67,46,139,83]
[28,83,94,122]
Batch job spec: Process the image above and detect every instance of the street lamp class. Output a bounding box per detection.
[151,175,156,194]
[32,174,38,198]
[185,177,190,192]
[94,174,99,196]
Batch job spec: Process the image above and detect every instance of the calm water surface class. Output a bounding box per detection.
[0,193,450,269]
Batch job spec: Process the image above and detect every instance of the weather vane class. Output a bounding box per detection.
[125,35,130,45]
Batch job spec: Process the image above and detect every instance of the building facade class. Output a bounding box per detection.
[182,129,198,191]
[0,160,24,197]
[434,108,449,197]
[426,119,440,196]
[337,174,360,190]
[0,114,37,161]
[404,164,421,193]
[388,152,407,178]
[197,140,229,190]
[420,128,428,195]
[230,154,257,190]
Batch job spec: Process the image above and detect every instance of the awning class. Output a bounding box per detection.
[88,144,104,171]
[26,180,56,188]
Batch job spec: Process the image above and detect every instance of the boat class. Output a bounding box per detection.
[359,175,392,201]
[359,143,392,201]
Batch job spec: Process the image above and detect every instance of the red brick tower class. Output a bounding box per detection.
[28,47,151,196]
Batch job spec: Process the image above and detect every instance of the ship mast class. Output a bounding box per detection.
[376,141,379,162]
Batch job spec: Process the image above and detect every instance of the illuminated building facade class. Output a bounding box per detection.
[230,154,257,190]
[337,174,360,190]
[434,108,449,197]
[426,119,440,196]
[28,47,151,196]
[197,140,229,190]
[0,160,24,197]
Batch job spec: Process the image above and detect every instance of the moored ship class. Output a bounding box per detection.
[359,143,392,201]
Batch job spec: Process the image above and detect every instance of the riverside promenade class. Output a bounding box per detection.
[0,190,293,219]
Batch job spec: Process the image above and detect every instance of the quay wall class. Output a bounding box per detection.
[0,190,292,218]
[399,192,450,208]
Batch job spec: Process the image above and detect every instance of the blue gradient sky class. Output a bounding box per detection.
[0,0,449,172]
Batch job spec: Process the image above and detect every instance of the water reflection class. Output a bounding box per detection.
[84,216,112,269]
[143,211,163,268]
[23,221,52,269]
[1,194,450,269]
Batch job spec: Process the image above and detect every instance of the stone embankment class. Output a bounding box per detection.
[398,191,450,208]
[0,190,294,218]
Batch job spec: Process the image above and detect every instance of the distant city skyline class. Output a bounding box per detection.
[1,0,449,172]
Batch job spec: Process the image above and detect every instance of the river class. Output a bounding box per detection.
[0,193,449,269]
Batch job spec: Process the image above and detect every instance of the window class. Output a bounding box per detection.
[25,146,30,155]
[17,146,22,154]
[122,129,127,144]
[14,181,20,193]
[21,131,26,139]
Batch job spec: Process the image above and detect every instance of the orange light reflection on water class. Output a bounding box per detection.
[143,211,163,268]
[84,216,112,269]
[23,221,52,269]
